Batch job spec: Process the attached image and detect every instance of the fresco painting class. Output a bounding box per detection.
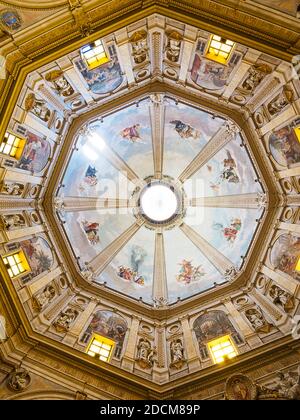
[117,245,148,286]
[58,95,263,305]
[20,236,53,277]
[269,121,300,166]
[189,207,263,268]
[164,228,222,304]
[89,100,154,179]
[120,124,143,143]
[176,260,206,285]
[191,53,240,91]
[74,54,123,95]
[163,99,225,178]
[187,135,263,197]
[100,228,155,304]
[62,210,136,266]
[17,130,51,173]
[83,310,127,350]
[81,220,100,245]
[0,9,22,31]
[193,310,240,345]
[270,234,300,279]
[60,133,135,198]
[212,218,242,245]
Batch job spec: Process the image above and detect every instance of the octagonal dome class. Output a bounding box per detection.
[1,4,300,400]
[56,95,265,305]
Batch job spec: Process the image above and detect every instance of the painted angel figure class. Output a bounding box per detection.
[81,220,100,245]
[118,265,133,281]
[170,120,200,140]
[176,259,206,284]
[83,165,98,186]
[120,124,143,143]
[213,218,242,244]
[117,265,145,286]
[210,150,240,192]
[79,165,99,193]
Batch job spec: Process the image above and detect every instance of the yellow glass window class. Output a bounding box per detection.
[2,250,30,279]
[80,39,110,70]
[295,256,300,272]
[0,131,26,159]
[294,127,300,143]
[86,333,115,362]
[207,335,237,364]
[206,35,235,65]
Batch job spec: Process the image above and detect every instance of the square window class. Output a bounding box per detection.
[2,250,30,279]
[207,335,238,364]
[0,131,26,159]
[86,333,115,363]
[205,34,235,65]
[296,256,300,272]
[294,127,300,143]
[80,39,110,70]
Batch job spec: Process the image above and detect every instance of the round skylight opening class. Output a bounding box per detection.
[140,184,178,222]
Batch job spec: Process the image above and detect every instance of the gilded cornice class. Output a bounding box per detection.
[1,285,299,398]
[0,3,299,396]
[0,0,68,10]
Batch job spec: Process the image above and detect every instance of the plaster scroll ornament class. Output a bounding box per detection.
[129,30,148,64]
[149,93,164,105]
[3,214,26,230]
[53,308,79,333]
[53,196,65,211]
[1,182,24,196]
[267,86,294,116]
[81,266,96,282]
[170,339,185,369]
[69,0,92,37]
[25,93,52,123]
[241,63,272,94]
[225,374,258,400]
[45,70,75,97]
[152,297,169,308]
[165,30,183,63]
[225,121,240,140]
[269,284,295,313]
[33,285,56,311]
[223,266,238,281]
[136,338,157,369]
[8,368,31,392]
[244,307,273,334]
[256,192,267,209]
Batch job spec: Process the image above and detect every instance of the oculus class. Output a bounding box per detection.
[140,183,178,223]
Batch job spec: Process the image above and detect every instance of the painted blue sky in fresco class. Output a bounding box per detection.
[58,96,264,305]
[186,134,262,198]
[163,98,225,178]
